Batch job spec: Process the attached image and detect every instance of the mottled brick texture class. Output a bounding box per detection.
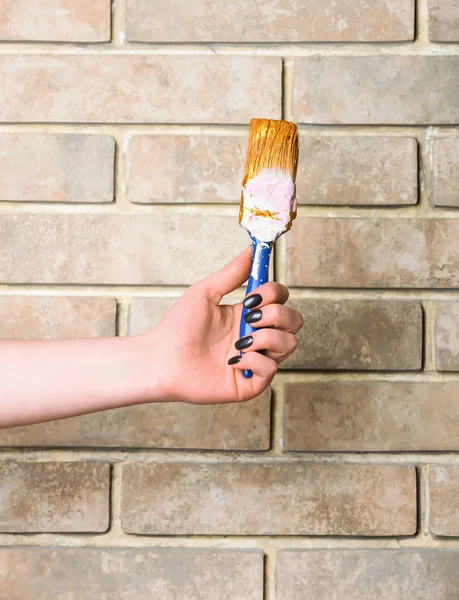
[276,550,459,599]
[0,297,116,339]
[430,466,459,536]
[127,135,245,203]
[126,0,414,42]
[0,56,281,123]
[0,548,263,600]
[283,300,422,370]
[0,0,111,41]
[0,462,109,532]
[293,57,459,124]
[0,134,115,203]
[429,0,459,41]
[435,302,459,370]
[431,138,459,207]
[284,382,459,452]
[121,463,416,536]
[296,136,417,205]
[288,218,459,288]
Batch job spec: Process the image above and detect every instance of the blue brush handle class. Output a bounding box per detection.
[240,235,273,378]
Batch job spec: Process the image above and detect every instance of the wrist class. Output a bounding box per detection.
[122,332,174,405]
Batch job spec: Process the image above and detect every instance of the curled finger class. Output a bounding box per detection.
[234,329,297,362]
[244,303,303,334]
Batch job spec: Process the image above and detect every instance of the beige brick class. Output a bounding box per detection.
[126,0,414,42]
[0,215,247,285]
[430,466,459,536]
[0,297,116,340]
[435,302,459,370]
[297,137,417,205]
[0,462,109,532]
[293,57,459,124]
[432,138,459,207]
[429,0,459,41]
[0,548,263,600]
[0,0,110,42]
[0,134,114,203]
[276,550,459,599]
[128,298,177,334]
[284,382,459,452]
[121,463,416,536]
[0,56,281,124]
[287,218,459,288]
[127,135,245,204]
[0,389,271,450]
[283,300,422,370]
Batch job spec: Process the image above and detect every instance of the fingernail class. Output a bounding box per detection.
[243,293,262,309]
[244,309,262,324]
[235,335,253,351]
[228,355,242,365]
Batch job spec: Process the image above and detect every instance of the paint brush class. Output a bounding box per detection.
[239,118,299,378]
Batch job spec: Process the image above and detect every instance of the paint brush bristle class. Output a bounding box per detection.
[239,118,299,243]
[242,118,299,185]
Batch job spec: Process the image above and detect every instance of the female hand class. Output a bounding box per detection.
[136,247,303,404]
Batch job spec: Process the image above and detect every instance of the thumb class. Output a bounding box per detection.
[201,246,252,301]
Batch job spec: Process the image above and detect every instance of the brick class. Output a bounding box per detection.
[0,389,271,450]
[276,550,459,599]
[432,138,459,207]
[435,302,459,370]
[429,0,459,41]
[0,56,281,124]
[121,463,416,535]
[297,136,417,205]
[0,297,116,340]
[430,466,459,536]
[0,215,247,285]
[287,218,459,288]
[0,548,263,600]
[284,382,459,452]
[127,135,245,204]
[283,300,422,370]
[293,57,459,124]
[0,462,109,532]
[126,0,414,42]
[0,134,114,203]
[0,0,110,42]
[128,297,177,334]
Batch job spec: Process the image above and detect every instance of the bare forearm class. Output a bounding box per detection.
[0,336,166,428]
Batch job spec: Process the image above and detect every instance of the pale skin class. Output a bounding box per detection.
[0,247,303,429]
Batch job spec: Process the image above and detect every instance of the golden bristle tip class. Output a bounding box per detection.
[239,118,299,243]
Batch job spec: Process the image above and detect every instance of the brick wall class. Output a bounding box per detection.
[1,1,459,598]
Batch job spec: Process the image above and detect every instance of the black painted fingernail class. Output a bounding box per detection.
[244,309,262,324]
[235,335,253,351]
[243,293,262,309]
[228,355,242,365]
